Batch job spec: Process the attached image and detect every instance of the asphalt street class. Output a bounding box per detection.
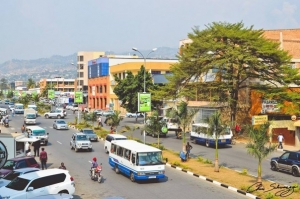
[1,105,249,199]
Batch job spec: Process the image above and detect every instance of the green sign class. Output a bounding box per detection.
[138,93,151,112]
[75,91,83,103]
[161,126,168,133]
[48,90,55,99]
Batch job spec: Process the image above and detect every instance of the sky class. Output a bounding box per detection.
[0,0,299,63]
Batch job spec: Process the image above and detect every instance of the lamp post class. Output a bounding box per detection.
[132,47,157,144]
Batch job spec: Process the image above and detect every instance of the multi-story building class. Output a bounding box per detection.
[76,51,105,91]
[87,57,178,112]
[39,77,77,93]
[15,81,24,87]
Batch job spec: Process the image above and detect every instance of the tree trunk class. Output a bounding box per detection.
[214,140,219,172]
[257,160,262,183]
[157,133,160,148]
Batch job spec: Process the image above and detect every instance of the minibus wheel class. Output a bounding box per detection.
[130,172,135,182]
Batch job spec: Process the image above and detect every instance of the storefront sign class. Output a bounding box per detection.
[261,100,279,114]
[252,115,268,125]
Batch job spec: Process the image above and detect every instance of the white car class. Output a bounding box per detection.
[0,168,40,188]
[44,109,66,119]
[70,133,92,152]
[0,169,75,198]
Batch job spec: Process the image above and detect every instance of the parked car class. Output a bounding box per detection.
[0,168,40,188]
[102,110,115,117]
[44,109,66,119]
[0,156,40,178]
[53,119,69,130]
[125,112,144,118]
[80,128,98,142]
[161,117,179,131]
[70,132,92,152]
[0,169,75,198]
[65,104,73,110]
[8,105,14,111]
[271,150,300,176]
[4,100,10,104]
[70,104,78,111]
[56,108,67,117]
[93,109,103,115]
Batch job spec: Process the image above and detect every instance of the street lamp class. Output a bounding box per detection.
[132,47,157,144]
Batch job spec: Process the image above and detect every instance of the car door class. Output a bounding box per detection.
[26,177,48,198]
[49,111,55,117]
[277,152,290,171]
[286,152,297,173]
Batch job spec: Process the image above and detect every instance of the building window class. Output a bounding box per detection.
[99,86,102,93]
[119,73,121,79]
[80,80,83,86]
[166,71,171,74]
[104,85,107,93]
[80,72,84,77]
[123,72,126,79]
[79,56,84,61]
[69,82,74,85]
[77,72,80,78]
[80,64,84,69]
[151,71,161,74]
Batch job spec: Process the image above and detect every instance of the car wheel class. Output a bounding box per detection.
[129,115,132,118]
[88,148,92,152]
[115,165,120,174]
[271,162,278,171]
[53,125,56,129]
[292,167,299,177]
[57,115,61,119]
[130,172,135,182]
[45,114,49,119]
[70,144,73,150]
[58,190,69,194]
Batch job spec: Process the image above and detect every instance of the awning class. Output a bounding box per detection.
[294,120,300,127]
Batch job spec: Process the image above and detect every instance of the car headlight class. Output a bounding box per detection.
[137,172,145,176]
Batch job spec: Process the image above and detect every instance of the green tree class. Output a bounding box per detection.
[27,78,36,89]
[120,125,140,140]
[153,21,300,125]
[206,111,228,172]
[0,78,8,91]
[113,66,162,113]
[246,122,277,183]
[105,111,123,133]
[167,101,198,151]
[83,112,98,129]
[18,95,31,107]
[7,90,14,98]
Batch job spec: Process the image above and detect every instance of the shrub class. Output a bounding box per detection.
[197,156,204,162]
[240,168,248,175]
[173,161,181,166]
[204,158,212,164]
[264,192,277,199]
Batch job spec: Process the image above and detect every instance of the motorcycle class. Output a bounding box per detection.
[89,163,103,183]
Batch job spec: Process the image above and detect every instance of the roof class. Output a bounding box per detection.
[106,134,127,138]
[26,126,45,130]
[19,169,69,180]
[111,140,161,152]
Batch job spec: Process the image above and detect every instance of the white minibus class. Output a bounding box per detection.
[14,103,24,114]
[109,140,165,182]
[104,134,127,154]
[190,123,233,147]
[28,104,38,116]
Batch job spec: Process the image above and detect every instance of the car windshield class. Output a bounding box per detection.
[77,135,88,140]
[27,114,36,119]
[32,130,45,136]
[57,120,66,124]
[29,107,37,111]
[137,152,164,166]
[3,171,21,180]
[6,177,30,191]
[15,105,23,109]
[2,160,16,169]
[83,130,94,134]
[116,138,127,140]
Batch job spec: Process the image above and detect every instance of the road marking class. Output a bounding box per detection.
[57,141,62,144]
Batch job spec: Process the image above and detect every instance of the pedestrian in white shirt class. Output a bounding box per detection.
[277,133,284,149]
[98,117,103,127]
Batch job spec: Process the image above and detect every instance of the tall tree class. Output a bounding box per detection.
[246,122,277,183]
[153,22,300,125]
[105,111,123,133]
[0,78,8,90]
[113,66,162,113]
[27,78,36,89]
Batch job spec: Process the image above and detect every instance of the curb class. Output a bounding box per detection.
[68,124,258,198]
[165,163,260,199]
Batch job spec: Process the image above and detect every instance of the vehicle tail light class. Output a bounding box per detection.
[70,176,74,181]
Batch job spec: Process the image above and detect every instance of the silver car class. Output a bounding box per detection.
[0,168,40,188]
[80,128,98,142]
[53,119,69,130]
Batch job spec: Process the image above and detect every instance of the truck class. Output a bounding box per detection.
[0,133,40,167]
[24,108,37,125]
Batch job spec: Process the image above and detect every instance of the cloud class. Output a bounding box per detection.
[272,1,299,28]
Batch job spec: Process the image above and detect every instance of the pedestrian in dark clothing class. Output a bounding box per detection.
[39,148,48,170]
[186,142,193,159]
[21,125,26,134]
[32,140,41,157]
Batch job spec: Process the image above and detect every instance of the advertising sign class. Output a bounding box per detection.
[75,91,83,103]
[138,93,151,112]
[0,141,8,168]
[252,115,268,125]
[261,100,279,114]
[48,90,55,99]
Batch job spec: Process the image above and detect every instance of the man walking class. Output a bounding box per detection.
[32,139,41,157]
[11,109,15,117]
[98,116,103,127]
[278,133,284,149]
[39,148,48,170]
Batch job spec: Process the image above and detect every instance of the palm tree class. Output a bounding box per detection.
[105,110,123,133]
[168,101,198,151]
[83,112,98,129]
[206,111,227,172]
[120,125,140,140]
[27,78,36,89]
[246,122,277,183]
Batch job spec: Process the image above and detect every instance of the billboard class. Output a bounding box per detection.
[48,90,55,99]
[75,91,83,103]
[138,93,151,112]
[252,115,268,125]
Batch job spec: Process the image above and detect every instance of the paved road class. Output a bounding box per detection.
[1,105,249,199]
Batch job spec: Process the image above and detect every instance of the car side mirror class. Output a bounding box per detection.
[27,187,34,192]
[132,157,136,164]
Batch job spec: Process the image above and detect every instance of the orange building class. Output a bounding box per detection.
[88,76,110,110]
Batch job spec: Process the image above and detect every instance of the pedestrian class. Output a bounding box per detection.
[39,148,48,170]
[21,124,26,134]
[98,116,103,127]
[110,126,114,134]
[278,133,284,149]
[82,106,84,112]
[11,109,15,117]
[186,142,193,159]
[235,124,241,135]
[59,162,66,170]
[32,139,41,157]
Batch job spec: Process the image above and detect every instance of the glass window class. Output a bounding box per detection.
[28,158,38,165]
[289,152,297,160]
[80,56,84,61]
[117,146,124,157]
[281,152,290,160]
[131,153,136,164]
[2,160,16,169]
[124,149,131,160]
[6,177,30,190]
[111,144,116,154]
[80,64,84,69]
[80,80,84,86]
[80,72,84,78]
[137,152,163,166]
[29,178,46,189]
[16,160,27,169]
[3,171,21,180]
